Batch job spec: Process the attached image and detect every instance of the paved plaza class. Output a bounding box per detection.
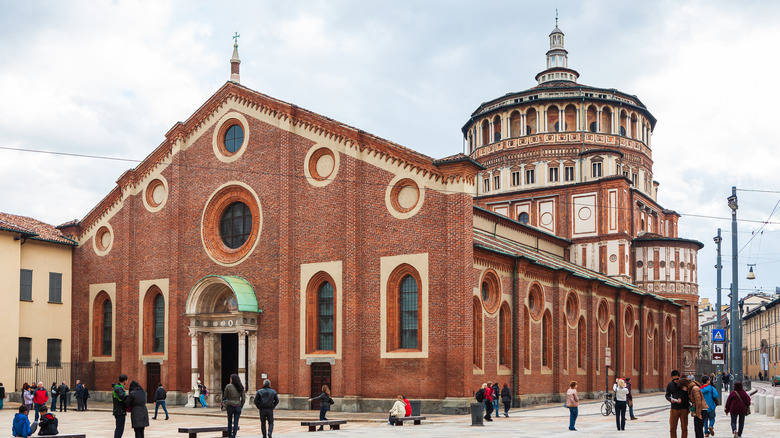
[3,383,779,437]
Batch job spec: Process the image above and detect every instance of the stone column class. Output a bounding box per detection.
[203,333,214,404]
[186,329,199,407]
[596,109,602,133]
[248,331,258,393]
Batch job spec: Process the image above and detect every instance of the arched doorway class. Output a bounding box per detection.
[185,275,261,407]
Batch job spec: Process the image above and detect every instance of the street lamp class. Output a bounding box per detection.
[747,264,756,280]
[714,229,723,398]
[728,187,743,383]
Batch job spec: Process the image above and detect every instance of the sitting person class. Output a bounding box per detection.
[388,395,406,426]
[12,405,35,437]
[37,405,58,436]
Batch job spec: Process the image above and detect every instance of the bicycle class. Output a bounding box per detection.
[600,392,614,416]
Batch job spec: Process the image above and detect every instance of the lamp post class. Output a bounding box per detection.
[728,187,742,383]
[714,229,723,398]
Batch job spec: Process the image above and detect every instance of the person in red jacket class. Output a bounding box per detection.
[402,396,411,417]
[724,381,751,438]
[484,381,494,421]
[32,382,48,422]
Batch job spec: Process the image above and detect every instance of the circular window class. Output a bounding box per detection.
[670,261,676,269]
[201,183,262,266]
[624,306,634,335]
[219,202,252,249]
[518,212,530,224]
[143,177,168,212]
[660,261,666,268]
[636,261,643,268]
[224,125,244,153]
[93,224,114,256]
[597,299,609,330]
[648,261,654,269]
[609,254,617,263]
[528,284,544,320]
[309,147,336,181]
[480,270,500,314]
[565,292,579,325]
[680,262,686,269]
[385,175,425,219]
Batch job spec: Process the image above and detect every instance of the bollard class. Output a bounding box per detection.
[759,394,767,415]
[774,396,780,419]
[767,395,775,417]
[471,403,484,426]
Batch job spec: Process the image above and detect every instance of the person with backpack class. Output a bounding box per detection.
[112,374,129,438]
[37,405,58,436]
[491,382,500,418]
[500,383,512,417]
[699,376,719,437]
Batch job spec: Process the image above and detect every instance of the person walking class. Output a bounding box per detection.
[681,378,708,438]
[49,382,58,414]
[699,376,719,437]
[626,377,637,420]
[723,372,731,392]
[152,383,169,420]
[223,374,245,438]
[126,381,149,438]
[21,383,33,415]
[198,382,208,408]
[308,384,332,429]
[666,370,690,438]
[32,382,48,422]
[483,381,494,421]
[112,374,129,438]
[0,381,5,410]
[491,382,500,418]
[500,383,512,417]
[82,384,90,411]
[75,380,85,411]
[724,381,750,438]
[254,379,278,438]
[614,378,629,431]
[193,380,202,408]
[57,381,69,412]
[37,405,58,436]
[388,395,406,426]
[565,381,579,431]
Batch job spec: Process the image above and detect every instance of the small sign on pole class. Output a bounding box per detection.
[712,342,725,365]
[712,329,725,342]
[605,347,612,367]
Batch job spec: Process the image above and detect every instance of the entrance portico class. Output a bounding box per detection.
[185,275,261,407]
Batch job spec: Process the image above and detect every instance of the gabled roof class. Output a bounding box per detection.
[473,228,679,305]
[0,212,77,246]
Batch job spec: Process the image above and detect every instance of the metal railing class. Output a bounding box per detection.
[15,359,95,391]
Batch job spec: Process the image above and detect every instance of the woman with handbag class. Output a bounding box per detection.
[724,381,751,438]
[308,385,333,431]
[680,378,707,438]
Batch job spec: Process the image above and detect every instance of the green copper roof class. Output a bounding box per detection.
[206,275,260,313]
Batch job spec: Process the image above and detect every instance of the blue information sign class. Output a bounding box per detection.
[712,329,725,342]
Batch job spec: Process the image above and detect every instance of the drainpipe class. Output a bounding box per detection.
[512,258,519,407]
[615,290,621,381]
[639,295,645,392]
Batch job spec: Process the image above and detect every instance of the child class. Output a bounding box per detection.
[12,405,33,437]
[38,405,58,436]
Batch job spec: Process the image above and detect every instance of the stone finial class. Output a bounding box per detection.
[230,32,241,83]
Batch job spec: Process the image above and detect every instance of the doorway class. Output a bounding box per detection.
[146,363,161,403]
[221,333,238,394]
[310,363,331,410]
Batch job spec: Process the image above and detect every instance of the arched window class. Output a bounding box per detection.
[93,292,112,357]
[578,317,586,369]
[499,303,511,366]
[306,272,337,354]
[493,115,502,142]
[526,108,537,135]
[633,323,640,371]
[542,311,552,367]
[473,297,483,368]
[387,264,422,352]
[601,108,612,134]
[318,282,335,351]
[547,105,559,133]
[153,294,165,353]
[481,120,490,145]
[653,328,660,371]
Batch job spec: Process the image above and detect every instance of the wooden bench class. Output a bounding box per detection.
[53,435,86,438]
[178,426,229,438]
[300,420,347,431]
[392,415,426,426]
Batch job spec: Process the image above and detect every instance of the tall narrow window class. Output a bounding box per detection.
[653,329,660,371]
[592,162,602,178]
[542,311,552,367]
[549,167,559,183]
[564,166,575,182]
[20,269,32,301]
[483,178,490,192]
[511,171,520,186]
[493,175,500,191]
[102,299,112,356]
[633,324,640,370]
[318,282,335,351]
[473,297,483,368]
[399,276,418,349]
[524,307,530,369]
[153,294,165,353]
[47,339,62,367]
[578,317,586,369]
[499,304,511,366]
[18,337,32,367]
[49,272,62,303]
[526,169,535,184]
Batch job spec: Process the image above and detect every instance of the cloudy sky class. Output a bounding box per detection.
[2,0,780,305]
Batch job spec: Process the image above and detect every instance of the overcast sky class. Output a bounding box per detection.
[2,0,780,306]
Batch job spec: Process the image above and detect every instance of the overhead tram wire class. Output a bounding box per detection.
[3,144,780,225]
[737,198,780,255]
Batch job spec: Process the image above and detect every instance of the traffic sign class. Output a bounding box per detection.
[605,347,612,367]
[712,329,725,342]
[712,342,725,365]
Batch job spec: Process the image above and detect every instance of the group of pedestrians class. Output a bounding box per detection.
[475,381,512,422]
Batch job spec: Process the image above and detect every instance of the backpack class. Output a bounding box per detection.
[475,388,485,403]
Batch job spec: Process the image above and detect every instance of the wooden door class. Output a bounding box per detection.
[146,362,161,403]
[310,363,331,410]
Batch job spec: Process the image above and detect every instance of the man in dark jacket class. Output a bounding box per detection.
[254,379,279,438]
[112,374,129,438]
[75,380,85,411]
[665,370,690,438]
[37,405,58,435]
[57,381,69,412]
[153,382,169,420]
[49,382,58,413]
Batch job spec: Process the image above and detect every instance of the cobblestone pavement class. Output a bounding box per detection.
[2,388,779,437]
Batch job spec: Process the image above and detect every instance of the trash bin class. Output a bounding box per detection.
[743,378,752,391]
[410,399,421,416]
[471,402,484,426]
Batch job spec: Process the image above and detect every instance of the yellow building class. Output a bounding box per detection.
[0,213,75,390]
[742,297,780,381]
